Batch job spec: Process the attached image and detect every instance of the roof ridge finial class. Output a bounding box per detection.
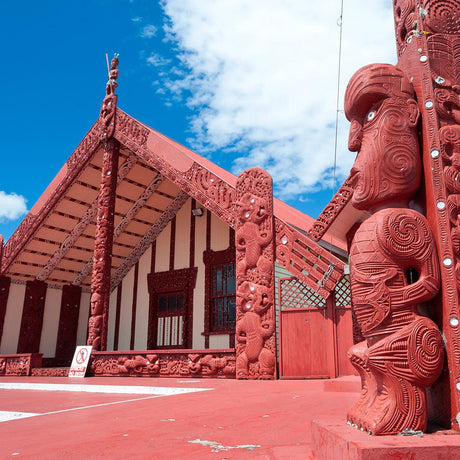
[100,53,119,140]
[105,53,120,95]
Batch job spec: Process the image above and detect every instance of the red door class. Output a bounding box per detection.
[279,277,331,379]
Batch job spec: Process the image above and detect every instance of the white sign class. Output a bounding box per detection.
[69,346,92,377]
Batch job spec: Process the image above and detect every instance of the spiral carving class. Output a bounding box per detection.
[378,211,432,262]
[423,0,460,34]
[408,318,444,384]
[382,143,419,186]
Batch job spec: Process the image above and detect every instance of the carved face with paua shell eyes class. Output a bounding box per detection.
[344,64,421,212]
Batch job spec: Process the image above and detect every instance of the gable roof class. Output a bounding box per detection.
[1,108,345,298]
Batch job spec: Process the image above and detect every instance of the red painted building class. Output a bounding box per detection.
[0,60,353,380]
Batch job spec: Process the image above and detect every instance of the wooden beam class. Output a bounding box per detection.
[36,154,138,282]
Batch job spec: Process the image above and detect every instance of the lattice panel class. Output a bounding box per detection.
[279,277,326,310]
[334,275,351,307]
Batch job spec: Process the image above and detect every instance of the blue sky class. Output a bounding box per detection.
[0,1,395,242]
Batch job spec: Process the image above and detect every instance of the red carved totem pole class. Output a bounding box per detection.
[235,168,276,379]
[87,54,120,351]
[345,0,460,434]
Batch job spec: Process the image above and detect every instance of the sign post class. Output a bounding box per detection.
[69,346,92,377]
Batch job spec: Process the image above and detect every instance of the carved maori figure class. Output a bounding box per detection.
[100,54,119,140]
[235,168,276,379]
[87,138,119,351]
[345,64,443,435]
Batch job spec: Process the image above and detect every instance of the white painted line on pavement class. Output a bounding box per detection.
[0,411,40,422]
[0,382,213,395]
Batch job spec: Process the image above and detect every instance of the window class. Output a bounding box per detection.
[211,263,236,331]
[203,239,236,339]
[158,293,184,314]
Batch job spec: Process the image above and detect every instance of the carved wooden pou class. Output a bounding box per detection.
[235,168,276,379]
[345,64,444,435]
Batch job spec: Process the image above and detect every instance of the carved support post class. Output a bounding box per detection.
[88,137,119,351]
[235,168,276,379]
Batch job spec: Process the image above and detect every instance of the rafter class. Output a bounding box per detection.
[35,154,138,282]
[110,191,189,291]
[72,173,163,287]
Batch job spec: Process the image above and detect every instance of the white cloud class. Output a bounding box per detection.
[158,0,395,199]
[141,24,157,38]
[0,191,27,221]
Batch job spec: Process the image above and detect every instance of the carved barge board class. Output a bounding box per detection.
[114,109,344,299]
[1,121,103,274]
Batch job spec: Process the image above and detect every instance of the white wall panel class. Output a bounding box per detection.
[107,288,118,351]
[155,223,171,272]
[192,209,207,348]
[134,246,151,350]
[76,291,90,346]
[209,334,230,349]
[174,199,190,269]
[118,266,134,350]
[39,287,62,357]
[0,282,26,353]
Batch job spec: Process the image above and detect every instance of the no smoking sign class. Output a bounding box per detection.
[69,346,93,377]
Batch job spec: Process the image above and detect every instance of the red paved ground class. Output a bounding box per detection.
[0,376,358,459]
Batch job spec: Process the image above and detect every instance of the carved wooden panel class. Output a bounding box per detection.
[235,168,276,380]
[17,280,47,354]
[89,350,235,378]
[55,284,82,364]
[0,353,42,376]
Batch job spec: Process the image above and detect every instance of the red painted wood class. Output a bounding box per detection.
[0,276,11,342]
[334,306,356,377]
[147,267,197,349]
[88,138,120,351]
[17,280,47,353]
[280,309,329,379]
[55,284,82,364]
[169,216,176,271]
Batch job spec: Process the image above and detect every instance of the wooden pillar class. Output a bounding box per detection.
[235,168,276,379]
[88,137,119,351]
